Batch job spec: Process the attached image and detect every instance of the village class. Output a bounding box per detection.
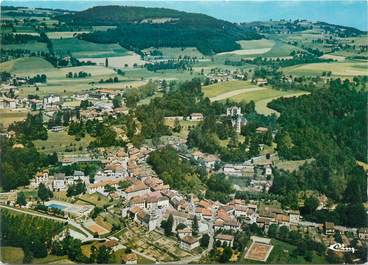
[0,98,366,263]
[0,4,367,264]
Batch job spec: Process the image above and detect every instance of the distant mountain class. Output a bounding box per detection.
[241,19,366,37]
[57,5,262,55]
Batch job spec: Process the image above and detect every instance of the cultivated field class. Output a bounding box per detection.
[2,41,48,52]
[46,31,90,39]
[284,61,368,76]
[229,88,307,104]
[0,57,55,74]
[0,109,28,127]
[52,38,128,58]
[143,47,205,59]
[237,39,275,50]
[79,52,146,67]
[202,80,257,98]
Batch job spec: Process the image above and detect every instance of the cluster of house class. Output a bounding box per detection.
[205,68,247,83]
[30,169,88,191]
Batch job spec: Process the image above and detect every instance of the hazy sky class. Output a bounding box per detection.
[2,0,367,30]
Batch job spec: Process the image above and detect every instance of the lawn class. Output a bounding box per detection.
[202,80,256,98]
[0,246,24,264]
[52,38,128,58]
[284,61,368,77]
[77,193,110,207]
[33,130,94,153]
[268,239,327,264]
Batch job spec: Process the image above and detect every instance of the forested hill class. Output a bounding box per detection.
[57,5,262,55]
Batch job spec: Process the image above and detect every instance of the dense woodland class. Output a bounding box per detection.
[58,6,261,55]
[268,79,367,227]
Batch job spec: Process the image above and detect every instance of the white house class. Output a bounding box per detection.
[180,236,200,251]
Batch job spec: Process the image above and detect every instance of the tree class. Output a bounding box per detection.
[23,248,33,264]
[38,183,53,202]
[192,215,199,236]
[96,246,112,264]
[112,95,122,108]
[173,118,181,133]
[268,224,278,238]
[278,226,289,241]
[220,246,232,263]
[200,234,210,248]
[16,192,26,206]
[164,214,174,236]
[105,58,108,67]
[303,196,319,215]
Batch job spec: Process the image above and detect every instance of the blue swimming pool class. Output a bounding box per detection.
[48,203,67,210]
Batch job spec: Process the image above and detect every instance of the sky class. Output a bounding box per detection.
[2,0,367,30]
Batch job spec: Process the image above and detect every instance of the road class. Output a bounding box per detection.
[210,86,267,102]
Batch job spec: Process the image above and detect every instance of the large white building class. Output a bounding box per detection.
[226,106,247,133]
[0,97,16,109]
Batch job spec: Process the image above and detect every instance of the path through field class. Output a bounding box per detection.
[210,86,267,101]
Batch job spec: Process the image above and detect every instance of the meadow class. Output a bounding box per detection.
[52,38,128,58]
[143,47,205,59]
[33,130,94,153]
[229,88,306,103]
[46,31,90,39]
[2,41,48,52]
[0,109,28,127]
[284,61,368,77]
[202,80,257,98]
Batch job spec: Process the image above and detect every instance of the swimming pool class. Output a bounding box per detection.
[48,203,67,210]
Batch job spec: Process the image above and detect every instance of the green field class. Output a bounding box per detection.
[92,26,117,31]
[0,247,24,264]
[237,39,275,50]
[52,38,128,58]
[263,41,301,57]
[268,239,327,264]
[33,130,94,153]
[144,47,205,59]
[202,80,256,98]
[0,57,55,74]
[229,88,305,103]
[2,41,48,52]
[77,193,110,208]
[284,61,368,77]
[46,31,90,39]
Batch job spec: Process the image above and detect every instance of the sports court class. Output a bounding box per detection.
[244,241,273,262]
